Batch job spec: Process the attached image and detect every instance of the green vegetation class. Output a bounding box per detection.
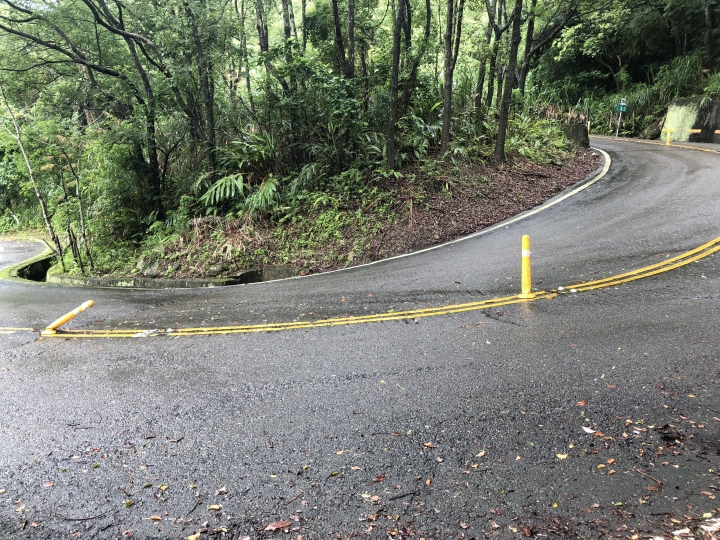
[0,0,717,277]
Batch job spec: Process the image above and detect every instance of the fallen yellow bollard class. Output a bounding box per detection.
[42,300,94,335]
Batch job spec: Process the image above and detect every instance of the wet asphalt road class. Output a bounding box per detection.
[1,138,719,540]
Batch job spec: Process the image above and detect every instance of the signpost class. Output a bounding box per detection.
[616,98,628,137]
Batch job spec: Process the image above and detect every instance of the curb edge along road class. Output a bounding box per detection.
[1,148,612,289]
[253,146,613,284]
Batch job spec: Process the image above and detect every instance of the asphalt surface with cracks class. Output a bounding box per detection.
[1,138,719,540]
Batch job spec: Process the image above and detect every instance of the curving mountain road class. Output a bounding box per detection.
[1,137,719,539]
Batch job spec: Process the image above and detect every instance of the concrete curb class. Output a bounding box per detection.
[44,271,261,289]
[0,239,54,283]
[4,149,611,290]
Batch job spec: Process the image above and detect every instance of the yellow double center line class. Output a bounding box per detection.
[34,234,719,338]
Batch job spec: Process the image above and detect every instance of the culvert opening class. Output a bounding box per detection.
[18,257,55,282]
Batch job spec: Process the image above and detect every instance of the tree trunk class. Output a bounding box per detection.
[236,0,256,115]
[387,0,406,169]
[706,1,715,71]
[184,1,217,176]
[400,0,431,116]
[0,83,64,268]
[485,37,499,108]
[360,39,370,111]
[331,0,349,76]
[598,58,621,93]
[518,0,537,94]
[474,5,494,110]
[255,0,269,53]
[347,0,356,78]
[494,0,522,161]
[440,0,465,153]
[302,0,307,53]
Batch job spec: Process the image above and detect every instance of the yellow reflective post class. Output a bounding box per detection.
[662,127,675,145]
[42,300,94,335]
[519,235,535,298]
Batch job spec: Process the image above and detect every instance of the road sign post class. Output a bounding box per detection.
[616,99,628,137]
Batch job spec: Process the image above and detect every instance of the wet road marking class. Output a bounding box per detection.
[593,134,720,155]
[38,234,720,338]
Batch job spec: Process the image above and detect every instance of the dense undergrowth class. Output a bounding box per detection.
[528,52,720,138]
[2,113,576,278]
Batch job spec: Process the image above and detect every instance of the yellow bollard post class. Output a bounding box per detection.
[42,300,94,335]
[519,235,535,298]
[662,127,674,145]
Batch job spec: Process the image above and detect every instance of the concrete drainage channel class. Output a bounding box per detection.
[12,254,298,288]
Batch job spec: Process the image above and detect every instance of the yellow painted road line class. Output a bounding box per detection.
[0,327,36,331]
[561,236,720,290]
[45,231,720,339]
[593,134,720,154]
[571,244,720,292]
[49,294,552,338]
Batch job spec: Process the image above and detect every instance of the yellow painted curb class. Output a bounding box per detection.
[592,135,720,155]
[40,232,719,338]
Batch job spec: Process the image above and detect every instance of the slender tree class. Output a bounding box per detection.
[494,0,522,161]
[440,0,466,153]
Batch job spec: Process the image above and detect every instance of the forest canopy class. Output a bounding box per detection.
[0,0,717,275]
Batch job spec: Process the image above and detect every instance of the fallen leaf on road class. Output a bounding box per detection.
[15,505,24,512]
[459,523,468,529]
[373,476,385,482]
[30,522,38,528]
[264,521,292,531]
[423,442,435,448]
[577,401,587,406]
[425,479,431,486]
[207,504,221,511]
[124,500,134,507]
[476,450,486,458]
[556,454,568,460]
[149,516,162,521]
[187,533,201,540]
[351,466,361,470]
[215,485,227,495]
[582,426,596,434]
[521,525,532,536]
[607,459,615,464]
[688,394,696,398]
[43,482,54,487]
[370,495,379,502]
[608,470,616,475]
[704,513,713,518]
[595,431,605,437]
[597,464,606,469]
[336,450,344,455]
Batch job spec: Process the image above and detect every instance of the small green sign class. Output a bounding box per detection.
[617,104,628,113]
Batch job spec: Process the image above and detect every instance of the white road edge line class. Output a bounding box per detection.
[255,147,612,284]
